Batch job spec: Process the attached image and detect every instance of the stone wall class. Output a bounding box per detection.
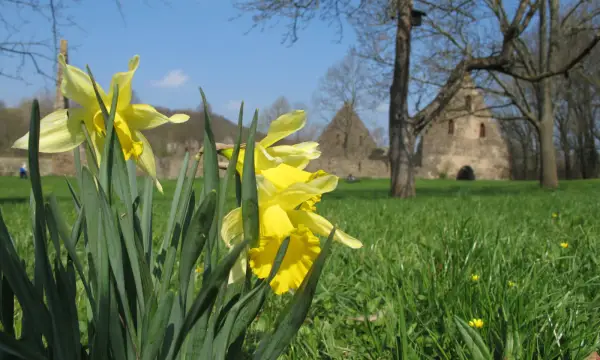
[0,157,54,176]
[305,157,389,178]
[418,76,511,180]
[0,154,392,179]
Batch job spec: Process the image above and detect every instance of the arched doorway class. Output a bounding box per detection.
[456,165,476,180]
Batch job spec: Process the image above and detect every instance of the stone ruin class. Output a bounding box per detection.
[2,40,510,181]
[417,74,511,180]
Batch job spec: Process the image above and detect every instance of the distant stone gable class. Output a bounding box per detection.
[417,75,511,180]
[317,104,378,159]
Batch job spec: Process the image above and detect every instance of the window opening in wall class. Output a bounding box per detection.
[479,123,486,138]
[466,95,473,112]
[448,119,455,135]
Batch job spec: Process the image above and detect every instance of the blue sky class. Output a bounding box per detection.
[1,1,388,130]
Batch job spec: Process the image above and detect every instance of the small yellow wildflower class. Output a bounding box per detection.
[508,280,516,288]
[471,274,480,282]
[551,212,559,219]
[12,54,189,192]
[560,242,569,249]
[195,266,202,274]
[468,318,484,329]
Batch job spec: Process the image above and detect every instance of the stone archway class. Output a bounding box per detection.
[456,165,476,181]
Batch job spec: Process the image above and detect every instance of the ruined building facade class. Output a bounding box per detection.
[416,76,511,180]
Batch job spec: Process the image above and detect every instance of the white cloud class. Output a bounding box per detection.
[376,102,389,113]
[152,69,189,88]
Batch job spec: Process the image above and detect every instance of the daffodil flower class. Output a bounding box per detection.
[12,54,189,192]
[221,164,361,294]
[219,110,321,175]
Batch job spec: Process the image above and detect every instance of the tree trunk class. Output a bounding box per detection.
[521,142,529,180]
[563,147,572,180]
[389,1,415,198]
[538,118,559,188]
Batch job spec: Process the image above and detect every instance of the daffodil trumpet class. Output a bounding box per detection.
[12,54,190,192]
[221,163,362,295]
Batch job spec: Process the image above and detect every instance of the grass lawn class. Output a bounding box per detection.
[1,175,600,359]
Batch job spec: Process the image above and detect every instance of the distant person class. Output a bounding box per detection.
[346,174,358,183]
[19,163,28,179]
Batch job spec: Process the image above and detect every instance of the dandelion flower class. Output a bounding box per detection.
[468,318,484,329]
[560,242,569,249]
[471,274,480,282]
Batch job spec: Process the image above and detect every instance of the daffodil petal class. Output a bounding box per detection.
[266,142,321,170]
[107,55,140,111]
[124,104,190,131]
[287,210,363,249]
[58,54,106,109]
[274,175,338,211]
[221,207,243,247]
[12,109,85,152]
[259,110,306,148]
[132,131,162,192]
[256,175,279,207]
[228,248,248,285]
[261,163,312,189]
[260,204,294,239]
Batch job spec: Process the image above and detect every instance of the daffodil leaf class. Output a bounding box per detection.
[0,274,14,336]
[140,176,154,263]
[199,87,219,198]
[453,316,492,360]
[141,291,174,360]
[213,282,268,360]
[170,237,250,359]
[46,197,95,316]
[98,83,119,201]
[218,101,244,245]
[199,88,220,278]
[0,331,48,360]
[242,109,259,249]
[81,168,111,360]
[179,190,217,306]
[253,227,336,360]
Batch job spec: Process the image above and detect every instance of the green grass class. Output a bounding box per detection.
[2,176,600,359]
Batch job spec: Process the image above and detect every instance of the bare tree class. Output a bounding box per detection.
[259,96,292,133]
[314,51,372,156]
[1,0,161,83]
[196,99,213,114]
[371,126,387,147]
[233,0,598,197]
[290,101,323,141]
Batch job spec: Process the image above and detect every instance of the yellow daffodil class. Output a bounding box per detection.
[468,318,484,329]
[12,54,189,192]
[220,110,321,175]
[221,163,361,294]
[471,274,480,282]
[560,242,569,249]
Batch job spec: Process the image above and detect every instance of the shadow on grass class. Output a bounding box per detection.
[325,180,567,200]
[0,197,29,205]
